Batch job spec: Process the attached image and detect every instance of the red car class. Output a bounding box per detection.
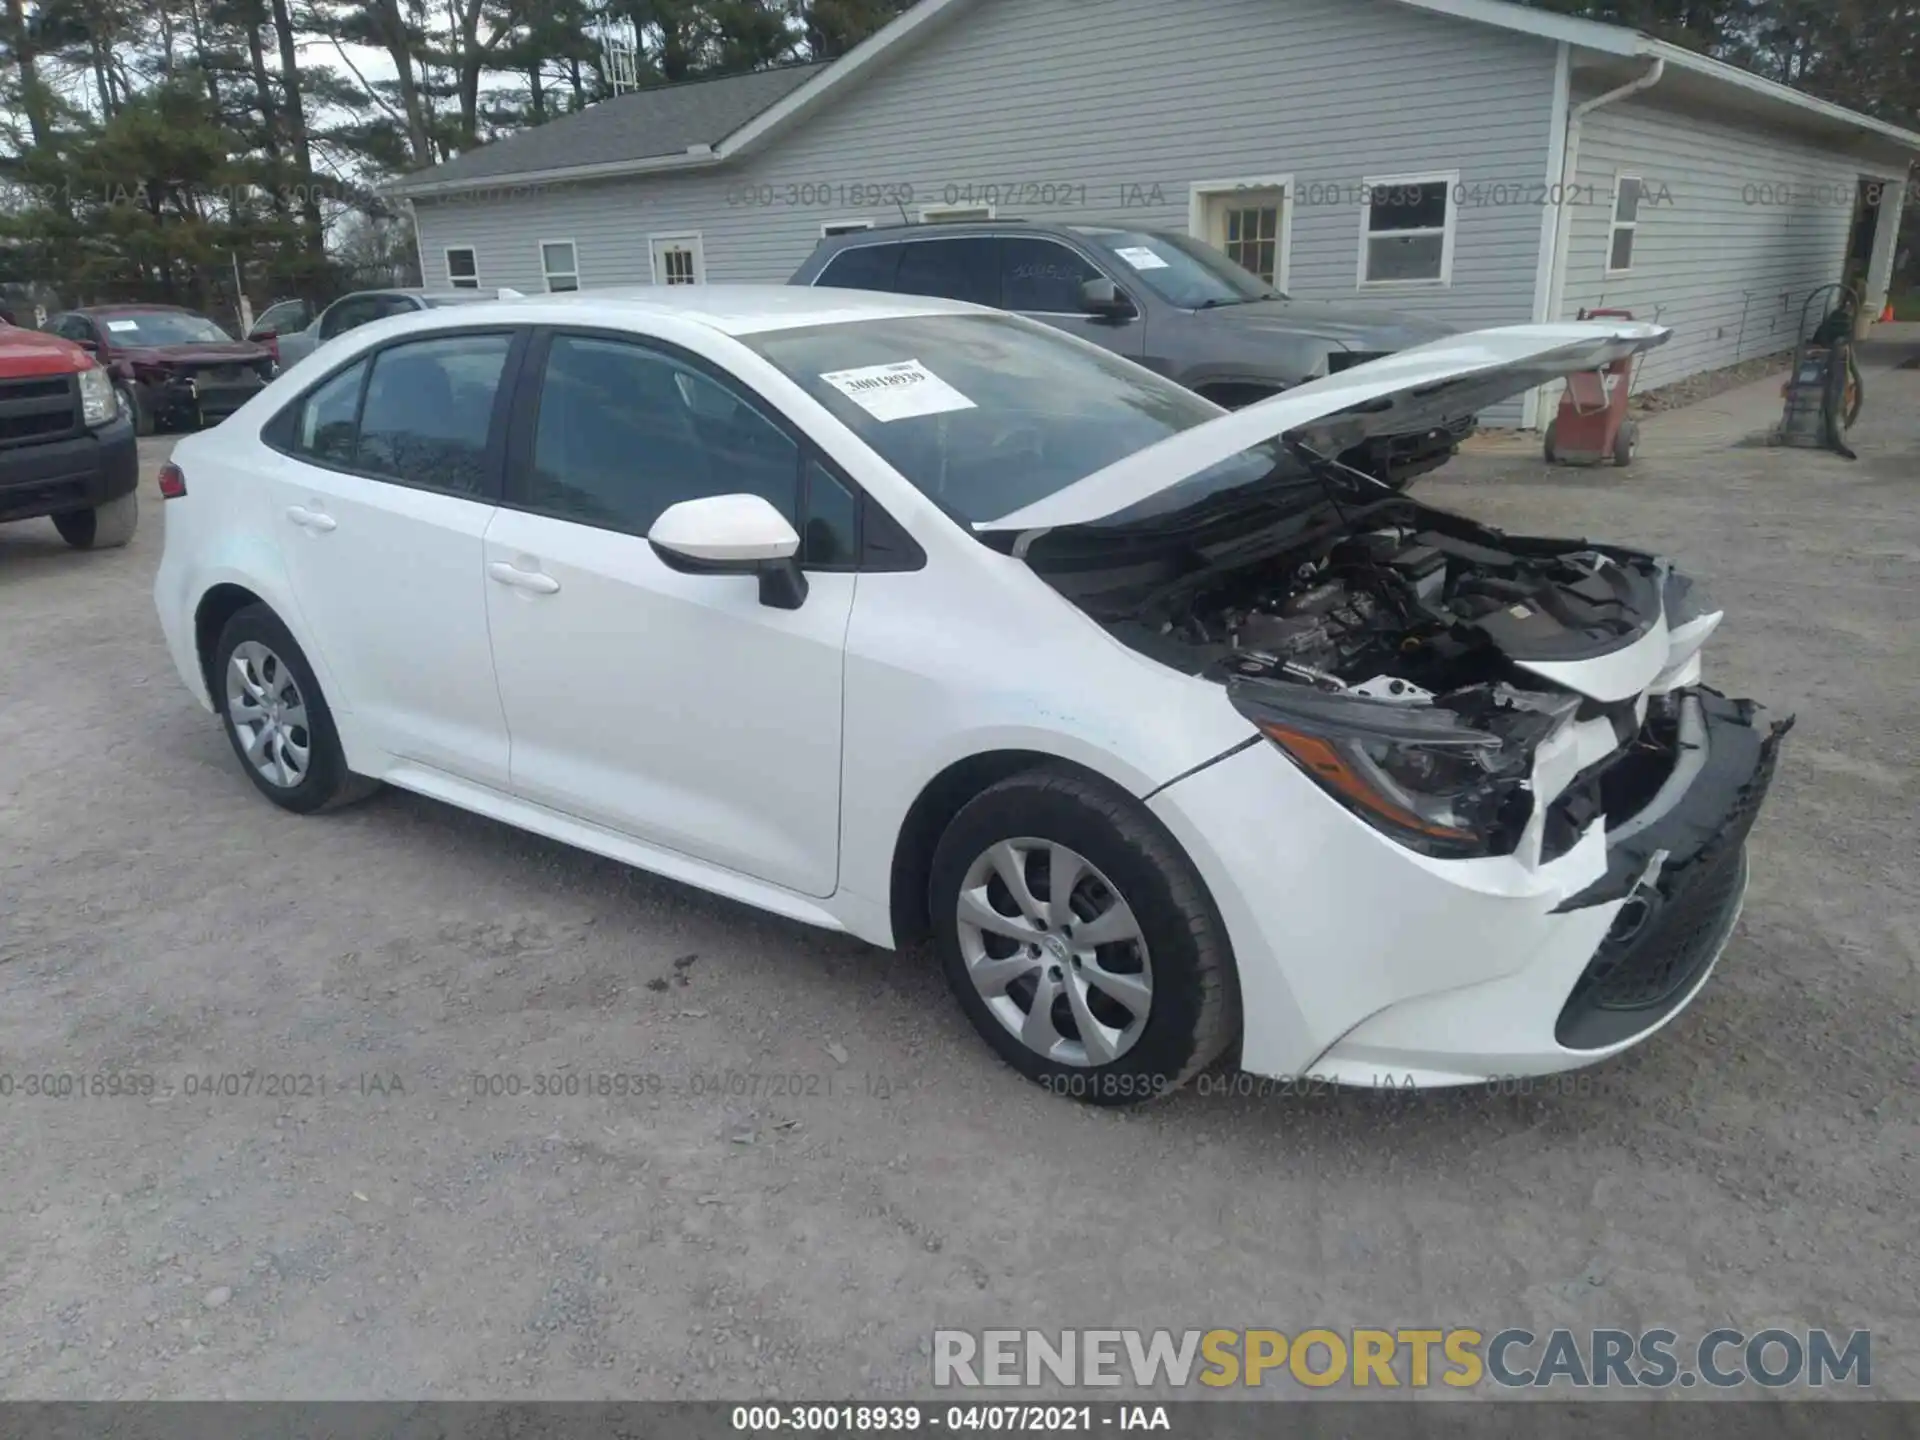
[44,304,275,436]
[0,318,139,549]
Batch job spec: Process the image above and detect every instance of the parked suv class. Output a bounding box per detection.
[0,319,139,548]
[792,221,1476,486]
[45,305,274,436]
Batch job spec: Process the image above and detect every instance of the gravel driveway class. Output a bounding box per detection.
[2,358,1914,1400]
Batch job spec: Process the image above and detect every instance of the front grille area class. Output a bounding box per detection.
[1554,733,1781,1051]
[0,374,81,448]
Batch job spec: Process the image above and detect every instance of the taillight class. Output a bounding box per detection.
[157,462,187,499]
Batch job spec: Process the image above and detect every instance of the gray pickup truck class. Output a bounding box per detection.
[790,220,1475,487]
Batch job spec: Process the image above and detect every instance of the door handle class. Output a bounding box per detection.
[488,560,561,594]
[286,504,336,532]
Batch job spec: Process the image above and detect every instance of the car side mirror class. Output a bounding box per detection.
[647,493,809,610]
[1079,278,1134,320]
[75,337,100,354]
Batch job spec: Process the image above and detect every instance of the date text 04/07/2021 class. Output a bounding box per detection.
[730,1404,1172,1432]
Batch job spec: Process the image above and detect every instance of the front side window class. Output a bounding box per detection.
[1076,229,1278,308]
[526,334,800,537]
[743,312,1237,525]
[354,333,512,494]
[998,237,1103,313]
[895,238,998,308]
[96,311,232,345]
[1360,174,1457,285]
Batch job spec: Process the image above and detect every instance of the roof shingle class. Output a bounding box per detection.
[396,63,826,190]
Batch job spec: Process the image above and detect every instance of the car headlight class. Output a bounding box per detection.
[78,364,117,428]
[1229,679,1561,857]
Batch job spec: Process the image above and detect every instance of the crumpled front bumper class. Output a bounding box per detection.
[1147,685,1790,1086]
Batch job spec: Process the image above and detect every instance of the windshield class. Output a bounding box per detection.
[744,312,1298,527]
[97,311,233,345]
[1075,229,1281,309]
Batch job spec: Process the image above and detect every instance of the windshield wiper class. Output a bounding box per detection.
[1283,439,1398,526]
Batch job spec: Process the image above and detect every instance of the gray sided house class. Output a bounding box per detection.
[389,0,1919,428]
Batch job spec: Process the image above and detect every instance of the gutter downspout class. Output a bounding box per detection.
[1536,55,1665,423]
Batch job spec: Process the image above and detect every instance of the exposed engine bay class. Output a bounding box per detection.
[1059,500,1701,861]
[1159,526,1658,702]
[1105,508,1668,709]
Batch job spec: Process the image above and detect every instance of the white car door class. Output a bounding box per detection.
[261,329,521,786]
[483,330,856,898]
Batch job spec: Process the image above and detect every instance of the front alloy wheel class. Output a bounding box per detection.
[955,839,1154,1067]
[930,767,1238,1103]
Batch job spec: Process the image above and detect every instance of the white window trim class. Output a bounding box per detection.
[1356,169,1459,289]
[1187,175,1294,293]
[1606,173,1642,277]
[821,219,874,237]
[444,245,480,290]
[918,204,995,223]
[647,231,706,285]
[538,237,581,292]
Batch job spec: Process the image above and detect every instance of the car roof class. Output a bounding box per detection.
[76,303,199,316]
[417,284,982,336]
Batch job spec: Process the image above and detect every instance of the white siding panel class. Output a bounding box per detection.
[1560,91,1872,391]
[414,0,1556,378]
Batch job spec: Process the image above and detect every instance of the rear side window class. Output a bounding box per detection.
[818,244,901,292]
[895,238,998,307]
[355,334,512,496]
[293,360,366,466]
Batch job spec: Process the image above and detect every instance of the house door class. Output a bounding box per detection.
[650,233,705,285]
[1198,186,1288,289]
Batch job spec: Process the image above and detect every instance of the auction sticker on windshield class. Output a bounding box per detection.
[821,359,977,423]
[1113,246,1171,270]
[106,320,141,331]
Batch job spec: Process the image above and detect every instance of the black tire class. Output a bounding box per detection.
[52,491,138,549]
[1612,419,1639,467]
[929,767,1238,1105]
[212,604,375,814]
[116,381,154,437]
[1543,419,1560,463]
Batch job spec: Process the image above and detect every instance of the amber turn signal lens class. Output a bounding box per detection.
[1255,722,1477,842]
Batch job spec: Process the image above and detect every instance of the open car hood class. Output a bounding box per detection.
[974,321,1671,535]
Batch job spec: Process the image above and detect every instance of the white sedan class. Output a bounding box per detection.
[154,287,1788,1103]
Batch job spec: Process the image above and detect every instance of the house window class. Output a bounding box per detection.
[1358,172,1458,286]
[1608,176,1642,275]
[919,205,994,223]
[445,246,479,290]
[1189,178,1293,290]
[822,220,874,237]
[541,239,580,292]
[649,233,705,285]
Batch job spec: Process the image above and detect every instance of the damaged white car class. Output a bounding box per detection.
[153,288,1789,1103]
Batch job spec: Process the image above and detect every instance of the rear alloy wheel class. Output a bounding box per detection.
[930,768,1237,1104]
[213,605,373,813]
[52,491,138,549]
